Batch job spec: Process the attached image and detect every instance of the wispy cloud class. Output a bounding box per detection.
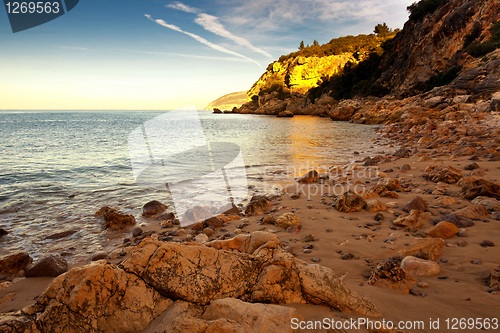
[118,48,254,62]
[166,2,272,58]
[145,14,261,67]
[59,46,90,51]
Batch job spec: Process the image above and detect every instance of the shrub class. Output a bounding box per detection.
[466,21,500,58]
[407,0,449,22]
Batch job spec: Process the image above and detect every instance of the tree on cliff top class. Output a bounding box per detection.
[298,41,305,50]
[407,0,449,22]
[374,23,393,37]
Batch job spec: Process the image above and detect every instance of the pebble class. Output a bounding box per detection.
[480,240,495,247]
[311,257,321,263]
[437,276,449,280]
[304,244,314,249]
[304,234,315,242]
[457,240,468,247]
[440,258,449,263]
[203,228,215,237]
[471,259,483,265]
[410,288,422,296]
[457,231,467,237]
[303,249,312,254]
[341,253,355,260]
[374,213,385,221]
[92,251,108,261]
[132,227,142,237]
[417,282,429,288]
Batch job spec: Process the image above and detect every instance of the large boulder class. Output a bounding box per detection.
[95,206,136,229]
[0,252,32,276]
[333,191,367,213]
[490,266,500,291]
[28,260,172,332]
[121,236,380,316]
[144,298,302,333]
[244,196,273,216]
[458,177,500,200]
[423,165,462,184]
[142,200,168,217]
[25,254,67,277]
[367,260,416,294]
[275,213,301,229]
[377,178,401,191]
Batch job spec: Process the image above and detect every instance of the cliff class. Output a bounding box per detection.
[204,91,247,111]
[236,0,500,120]
[376,0,500,96]
[247,34,391,99]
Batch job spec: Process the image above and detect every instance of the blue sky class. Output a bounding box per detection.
[0,0,415,110]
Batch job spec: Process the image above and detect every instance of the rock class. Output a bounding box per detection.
[457,230,467,237]
[398,238,445,260]
[471,196,500,211]
[44,229,78,240]
[401,164,411,171]
[377,178,401,191]
[392,210,431,231]
[394,148,411,158]
[277,110,294,117]
[204,297,302,332]
[368,260,416,294]
[304,234,314,242]
[298,170,319,184]
[455,204,489,220]
[426,221,460,239]
[311,257,321,263]
[423,165,462,184]
[202,228,215,237]
[0,252,32,276]
[261,214,276,225]
[143,200,168,217]
[245,196,273,216]
[490,266,500,290]
[464,162,480,170]
[213,108,222,113]
[333,190,367,213]
[341,253,355,260]
[132,227,143,237]
[458,177,500,200]
[410,288,422,296]
[194,234,209,244]
[364,199,387,213]
[275,213,300,229]
[480,240,495,247]
[0,228,7,237]
[403,196,428,213]
[401,256,441,276]
[122,235,380,316]
[183,206,213,224]
[204,216,225,228]
[436,196,456,207]
[96,206,136,229]
[433,213,474,228]
[472,260,482,265]
[374,213,385,221]
[92,252,108,261]
[458,239,468,247]
[25,254,67,277]
[26,260,172,332]
[287,225,302,234]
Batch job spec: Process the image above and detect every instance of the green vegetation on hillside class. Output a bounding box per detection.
[407,0,450,22]
[466,21,500,58]
[266,33,395,71]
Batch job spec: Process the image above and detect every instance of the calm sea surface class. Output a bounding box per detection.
[0,110,388,262]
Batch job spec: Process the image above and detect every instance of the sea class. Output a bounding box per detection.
[0,110,390,262]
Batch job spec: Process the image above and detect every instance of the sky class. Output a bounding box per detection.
[0,0,416,110]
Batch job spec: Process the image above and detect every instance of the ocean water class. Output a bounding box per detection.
[0,110,387,262]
